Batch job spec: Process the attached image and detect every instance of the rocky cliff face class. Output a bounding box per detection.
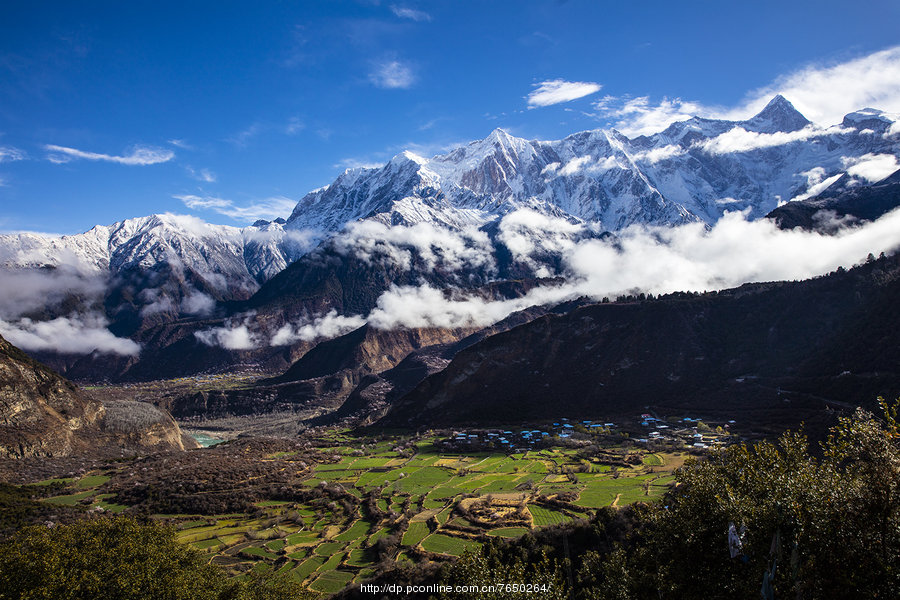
[156,325,479,420]
[0,334,104,458]
[0,334,196,458]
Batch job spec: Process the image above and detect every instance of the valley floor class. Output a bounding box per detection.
[12,428,693,596]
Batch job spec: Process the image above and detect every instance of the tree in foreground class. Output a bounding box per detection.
[419,400,899,599]
[0,516,312,600]
[595,399,900,599]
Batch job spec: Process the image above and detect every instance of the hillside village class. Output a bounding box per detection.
[437,414,737,454]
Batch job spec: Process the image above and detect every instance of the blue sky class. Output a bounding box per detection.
[2,0,900,234]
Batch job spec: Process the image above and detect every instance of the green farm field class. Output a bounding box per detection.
[31,430,679,596]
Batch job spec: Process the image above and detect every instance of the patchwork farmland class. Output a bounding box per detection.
[34,431,680,595]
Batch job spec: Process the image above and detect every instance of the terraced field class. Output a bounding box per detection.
[35,432,678,597]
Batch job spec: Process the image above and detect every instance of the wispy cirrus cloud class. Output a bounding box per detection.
[227,123,264,147]
[594,45,900,136]
[285,116,305,135]
[0,145,26,162]
[527,79,602,108]
[186,166,217,183]
[175,194,296,222]
[370,59,415,89]
[43,144,174,165]
[167,139,193,150]
[390,5,432,22]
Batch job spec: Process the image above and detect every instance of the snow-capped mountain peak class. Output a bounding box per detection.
[744,94,811,133]
[841,107,898,134]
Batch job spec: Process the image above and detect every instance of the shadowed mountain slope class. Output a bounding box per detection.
[380,254,900,429]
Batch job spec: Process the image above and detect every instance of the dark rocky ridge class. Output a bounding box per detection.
[767,169,900,232]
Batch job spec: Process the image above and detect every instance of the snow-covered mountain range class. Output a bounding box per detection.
[284,95,900,233]
[3,96,898,289]
[0,95,898,361]
[0,214,312,289]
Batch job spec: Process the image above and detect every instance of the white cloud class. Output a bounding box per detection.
[370,60,415,89]
[175,194,296,222]
[180,292,216,316]
[497,209,585,275]
[390,5,432,21]
[527,79,602,108]
[559,155,593,176]
[595,156,624,171]
[595,45,900,136]
[0,146,26,162]
[285,116,305,135]
[163,206,900,347]
[791,168,844,201]
[739,46,900,128]
[565,209,900,297]
[186,167,217,182]
[270,310,366,346]
[595,95,711,136]
[362,208,900,331]
[332,220,495,273]
[540,162,560,176]
[0,267,106,319]
[697,125,852,155]
[167,139,193,150]
[139,294,175,317]
[0,264,139,356]
[544,155,628,177]
[632,144,686,163]
[0,315,140,356]
[194,320,259,350]
[842,153,900,182]
[366,284,515,329]
[43,144,174,166]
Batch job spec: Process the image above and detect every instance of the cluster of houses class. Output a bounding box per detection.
[440,418,619,452]
[437,414,737,454]
[634,413,736,449]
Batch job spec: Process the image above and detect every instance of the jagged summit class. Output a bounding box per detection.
[745,94,811,133]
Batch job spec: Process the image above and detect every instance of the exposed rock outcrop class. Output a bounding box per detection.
[0,334,196,458]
